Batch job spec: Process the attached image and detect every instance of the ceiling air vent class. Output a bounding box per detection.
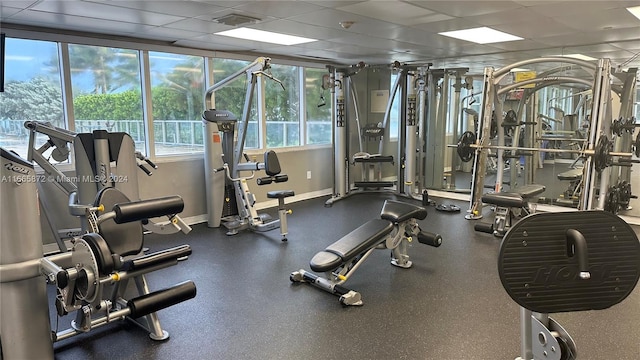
[213,14,261,27]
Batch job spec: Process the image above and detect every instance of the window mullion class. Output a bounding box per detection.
[139,50,154,158]
[58,42,75,132]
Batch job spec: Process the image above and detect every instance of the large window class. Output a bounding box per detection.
[68,44,144,151]
[305,68,331,145]
[2,33,331,161]
[265,64,300,147]
[0,38,64,156]
[149,52,205,155]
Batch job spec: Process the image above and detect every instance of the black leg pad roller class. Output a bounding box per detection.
[127,281,196,319]
[113,196,185,224]
[417,231,442,247]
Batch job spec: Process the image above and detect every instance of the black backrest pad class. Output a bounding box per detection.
[380,200,427,222]
[95,187,144,257]
[498,211,640,313]
[264,150,281,176]
[325,219,394,261]
[113,196,184,224]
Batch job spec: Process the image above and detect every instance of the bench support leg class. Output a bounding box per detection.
[391,240,412,268]
[276,198,291,241]
[290,270,362,306]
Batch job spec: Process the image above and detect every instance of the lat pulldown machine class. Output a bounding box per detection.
[202,57,294,241]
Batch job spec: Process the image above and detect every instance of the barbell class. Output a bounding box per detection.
[452,131,639,172]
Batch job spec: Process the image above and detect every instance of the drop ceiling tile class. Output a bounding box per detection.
[465,7,546,26]
[536,27,640,47]
[1,6,24,18]
[31,1,184,26]
[492,19,576,40]
[162,17,233,33]
[230,1,326,19]
[251,19,346,40]
[610,40,640,50]
[303,1,363,8]
[84,0,228,18]
[287,8,400,37]
[413,1,524,17]
[411,17,485,33]
[527,1,620,17]
[337,0,439,26]
[487,39,553,52]
[172,39,252,52]
[553,7,640,32]
[8,9,157,35]
[134,26,209,42]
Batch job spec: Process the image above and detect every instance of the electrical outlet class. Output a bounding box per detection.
[306,171,311,179]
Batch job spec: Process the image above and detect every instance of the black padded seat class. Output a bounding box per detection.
[380,200,427,223]
[482,192,524,208]
[310,251,343,273]
[510,184,546,198]
[558,168,583,181]
[267,190,295,199]
[310,219,394,272]
[96,188,144,257]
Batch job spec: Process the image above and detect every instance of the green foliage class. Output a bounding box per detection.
[0,77,64,122]
[73,91,143,120]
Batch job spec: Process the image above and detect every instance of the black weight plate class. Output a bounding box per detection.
[457,131,476,163]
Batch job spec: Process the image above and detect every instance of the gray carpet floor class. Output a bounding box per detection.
[51,193,640,360]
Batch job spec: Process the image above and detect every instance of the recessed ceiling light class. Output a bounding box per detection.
[438,27,523,44]
[552,54,597,61]
[627,6,640,20]
[214,27,316,46]
[510,68,532,72]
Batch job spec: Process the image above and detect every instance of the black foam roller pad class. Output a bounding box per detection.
[113,196,184,224]
[127,281,197,318]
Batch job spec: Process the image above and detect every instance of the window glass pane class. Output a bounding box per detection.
[266,64,299,148]
[305,68,331,145]
[68,44,144,151]
[212,58,259,149]
[389,72,400,139]
[0,38,64,156]
[149,52,205,155]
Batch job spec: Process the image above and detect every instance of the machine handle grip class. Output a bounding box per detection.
[113,196,184,224]
[417,231,442,247]
[138,164,153,176]
[144,157,158,169]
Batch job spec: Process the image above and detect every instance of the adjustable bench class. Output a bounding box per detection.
[290,200,442,306]
[475,184,545,237]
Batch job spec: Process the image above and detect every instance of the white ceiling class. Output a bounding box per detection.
[2,0,640,72]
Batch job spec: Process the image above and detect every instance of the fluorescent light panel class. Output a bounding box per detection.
[438,27,523,44]
[627,6,640,20]
[215,27,316,46]
[552,54,597,61]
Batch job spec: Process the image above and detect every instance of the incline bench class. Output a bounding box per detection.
[290,200,442,306]
[475,184,545,237]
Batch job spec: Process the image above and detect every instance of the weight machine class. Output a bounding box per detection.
[0,147,196,359]
[464,57,639,219]
[325,61,432,206]
[23,121,191,251]
[202,57,294,240]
